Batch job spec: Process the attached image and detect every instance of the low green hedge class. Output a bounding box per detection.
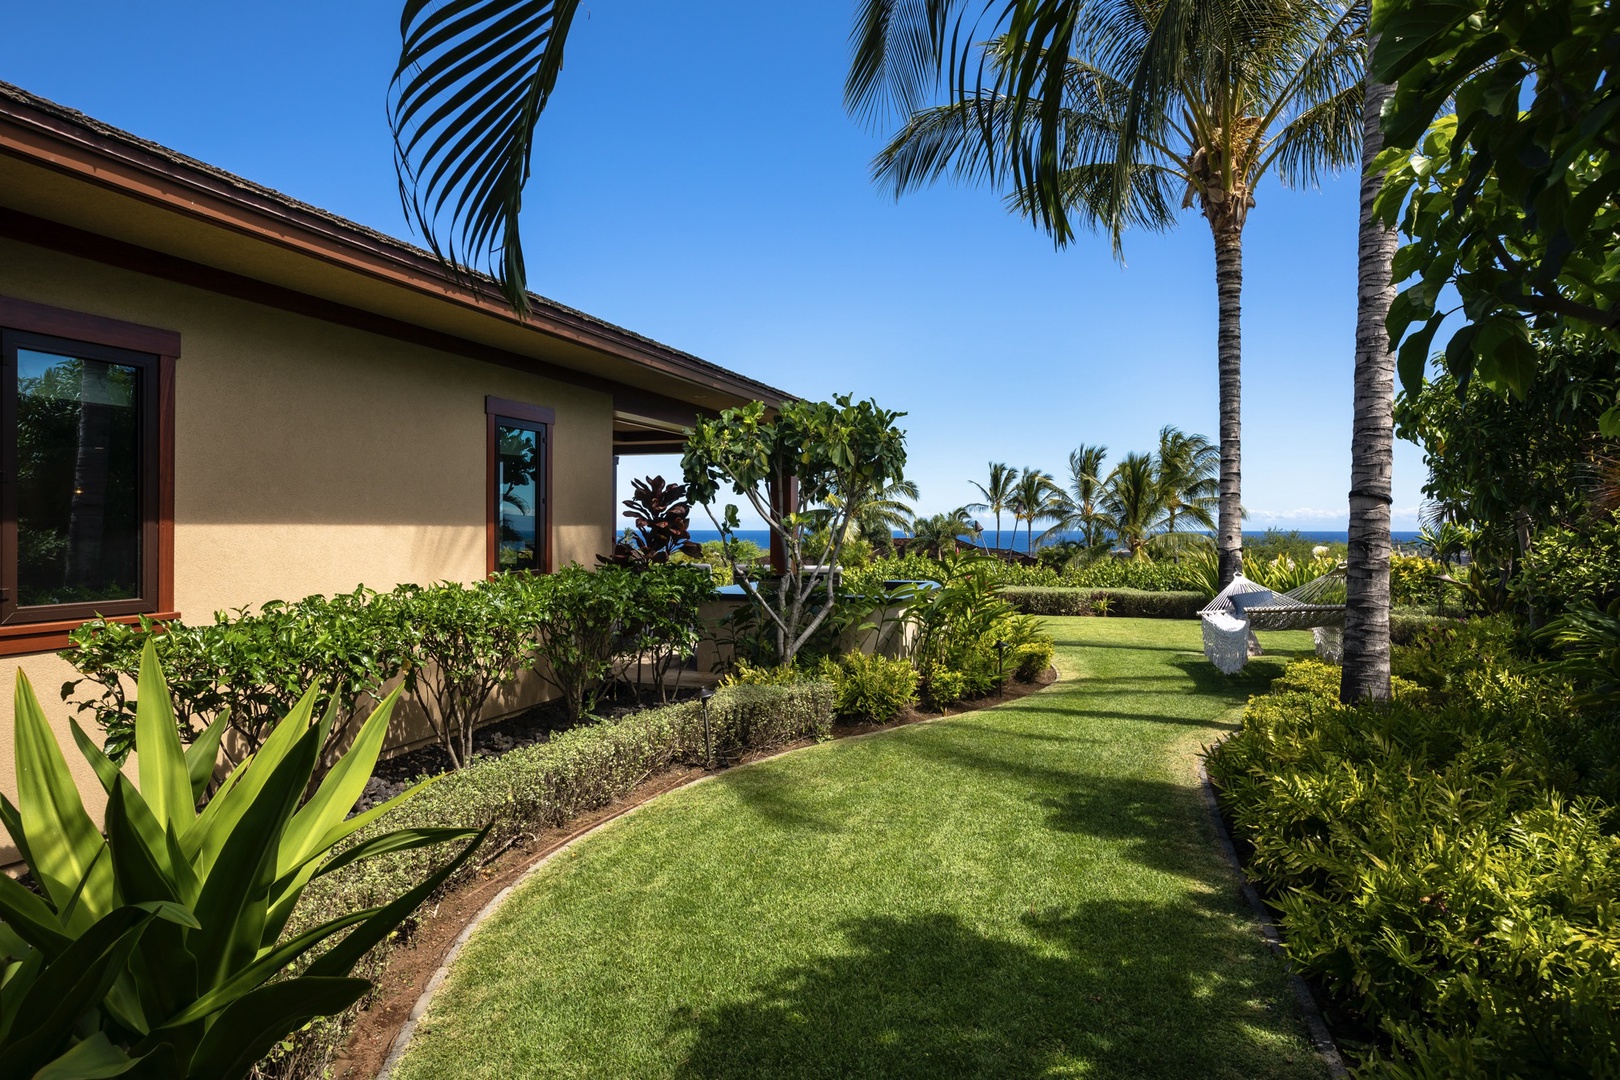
[1000,587,1205,619]
[273,680,835,1077]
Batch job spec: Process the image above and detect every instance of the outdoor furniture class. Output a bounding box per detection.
[1198,566,1346,673]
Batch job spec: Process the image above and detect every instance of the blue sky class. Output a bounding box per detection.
[5,1,1427,532]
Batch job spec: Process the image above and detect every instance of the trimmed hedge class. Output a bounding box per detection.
[1000,587,1205,619]
[273,680,834,1077]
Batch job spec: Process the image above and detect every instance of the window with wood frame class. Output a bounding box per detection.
[0,297,176,653]
[486,396,553,575]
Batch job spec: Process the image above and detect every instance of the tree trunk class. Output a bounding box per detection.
[1342,63,1399,704]
[1213,228,1245,588]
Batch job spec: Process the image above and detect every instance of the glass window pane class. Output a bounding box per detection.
[496,423,541,572]
[16,348,142,606]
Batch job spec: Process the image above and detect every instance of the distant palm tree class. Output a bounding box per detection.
[834,477,919,542]
[1043,445,1111,549]
[1153,427,1219,558]
[1104,452,1165,560]
[911,507,981,560]
[966,462,1021,551]
[1010,469,1062,555]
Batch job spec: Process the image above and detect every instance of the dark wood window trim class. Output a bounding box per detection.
[0,296,178,656]
[486,396,553,577]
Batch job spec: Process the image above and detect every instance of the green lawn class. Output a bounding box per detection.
[392,618,1325,1079]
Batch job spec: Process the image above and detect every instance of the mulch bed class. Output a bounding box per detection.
[328,666,1058,1080]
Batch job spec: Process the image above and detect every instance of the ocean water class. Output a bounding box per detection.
[688,529,1421,549]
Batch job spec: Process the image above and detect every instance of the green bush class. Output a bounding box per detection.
[392,575,542,769]
[922,664,969,707]
[61,586,410,766]
[1515,520,1620,617]
[1000,587,1205,619]
[1209,639,1620,1076]
[835,651,919,723]
[1069,559,1208,592]
[1013,638,1055,680]
[999,587,1094,616]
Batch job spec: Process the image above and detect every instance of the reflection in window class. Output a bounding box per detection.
[496,422,542,572]
[16,349,141,606]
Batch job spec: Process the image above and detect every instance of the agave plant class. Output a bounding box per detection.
[0,642,483,1079]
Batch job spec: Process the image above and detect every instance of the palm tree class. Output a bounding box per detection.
[910,507,981,560]
[966,462,1021,551]
[1342,46,1398,703]
[835,476,920,542]
[1009,469,1062,555]
[1153,426,1219,557]
[851,0,1364,588]
[1103,452,1165,559]
[1042,445,1112,549]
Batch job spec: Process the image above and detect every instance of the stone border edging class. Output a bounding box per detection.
[373,670,1059,1080]
[1198,758,1350,1079]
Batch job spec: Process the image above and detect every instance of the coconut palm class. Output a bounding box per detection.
[1153,426,1219,557]
[1342,47,1398,702]
[1042,445,1112,549]
[1009,469,1063,555]
[832,476,920,542]
[911,507,981,560]
[851,0,1365,588]
[966,462,1021,551]
[1103,452,1165,559]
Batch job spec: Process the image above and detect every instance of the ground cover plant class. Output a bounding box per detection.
[1209,619,1620,1075]
[387,618,1327,1080]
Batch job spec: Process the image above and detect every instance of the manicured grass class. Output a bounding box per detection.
[393,618,1324,1079]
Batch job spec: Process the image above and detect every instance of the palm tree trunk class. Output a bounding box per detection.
[1213,228,1245,588]
[1342,64,1399,703]
[994,510,1002,552]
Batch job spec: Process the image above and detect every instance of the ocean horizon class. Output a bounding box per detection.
[689,529,1421,549]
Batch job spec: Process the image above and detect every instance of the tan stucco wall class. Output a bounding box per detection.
[0,238,617,860]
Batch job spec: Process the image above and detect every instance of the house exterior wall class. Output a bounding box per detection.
[0,238,616,860]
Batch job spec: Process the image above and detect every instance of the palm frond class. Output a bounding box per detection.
[390,0,583,312]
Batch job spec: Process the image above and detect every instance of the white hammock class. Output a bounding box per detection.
[1198,568,1346,673]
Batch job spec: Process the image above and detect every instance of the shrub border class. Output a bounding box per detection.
[1197,754,1349,1079]
[372,667,1059,1080]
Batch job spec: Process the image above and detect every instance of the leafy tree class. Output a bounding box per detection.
[966,462,1021,550]
[1372,0,1620,413]
[1009,468,1062,554]
[681,395,908,665]
[1043,445,1112,549]
[1394,337,1617,570]
[854,0,1365,587]
[1103,451,1165,559]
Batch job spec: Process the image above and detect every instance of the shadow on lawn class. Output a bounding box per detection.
[668,902,1318,1080]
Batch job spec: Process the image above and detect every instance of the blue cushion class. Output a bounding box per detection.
[1229,590,1276,614]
